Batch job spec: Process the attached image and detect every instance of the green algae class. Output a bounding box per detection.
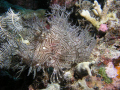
[98,67,112,84]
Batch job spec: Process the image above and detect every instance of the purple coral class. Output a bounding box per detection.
[105,62,118,78]
[99,24,108,32]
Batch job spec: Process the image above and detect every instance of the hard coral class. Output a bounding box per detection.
[76,0,119,31]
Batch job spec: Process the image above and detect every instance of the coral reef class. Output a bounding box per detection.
[76,0,119,31]
[0,0,120,89]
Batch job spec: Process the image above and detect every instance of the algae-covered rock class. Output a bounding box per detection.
[98,67,112,83]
